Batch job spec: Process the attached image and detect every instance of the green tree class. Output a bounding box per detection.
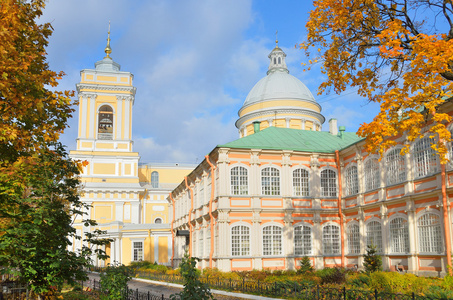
[100,263,132,300]
[297,256,314,274]
[0,0,111,297]
[363,244,383,273]
[170,252,214,300]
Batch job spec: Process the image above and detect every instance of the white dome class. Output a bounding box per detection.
[243,71,316,106]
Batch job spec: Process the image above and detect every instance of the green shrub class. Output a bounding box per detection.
[363,244,382,273]
[425,285,453,299]
[349,274,370,288]
[297,256,314,274]
[316,267,346,285]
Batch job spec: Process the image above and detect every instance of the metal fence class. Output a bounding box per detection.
[0,281,28,300]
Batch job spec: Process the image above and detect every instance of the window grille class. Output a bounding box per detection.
[347,224,360,254]
[364,158,380,191]
[293,168,309,197]
[414,138,439,178]
[345,165,359,196]
[231,225,250,256]
[321,169,337,197]
[133,241,143,261]
[151,171,159,188]
[386,148,406,185]
[294,225,312,255]
[418,213,443,253]
[263,226,282,255]
[389,217,409,253]
[366,221,383,253]
[323,224,340,254]
[231,166,248,195]
[199,178,204,208]
[261,167,280,195]
[198,230,204,257]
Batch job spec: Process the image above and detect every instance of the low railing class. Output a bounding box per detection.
[83,279,173,300]
[0,281,28,299]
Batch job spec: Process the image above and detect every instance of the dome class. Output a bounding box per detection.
[243,71,316,106]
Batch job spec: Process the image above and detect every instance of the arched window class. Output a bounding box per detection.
[389,217,409,253]
[231,166,248,195]
[293,168,309,197]
[366,221,383,253]
[98,105,113,140]
[321,169,337,197]
[413,137,438,178]
[261,167,280,195]
[386,148,406,185]
[278,57,281,64]
[323,224,340,255]
[345,165,358,196]
[347,223,360,254]
[364,158,380,191]
[418,213,442,253]
[154,217,162,224]
[151,171,159,188]
[231,225,250,256]
[294,225,312,255]
[263,225,282,255]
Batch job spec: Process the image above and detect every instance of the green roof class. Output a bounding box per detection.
[218,127,363,153]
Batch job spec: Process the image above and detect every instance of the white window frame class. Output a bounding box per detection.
[417,212,443,254]
[230,165,249,195]
[151,171,159,188]
[320,168,337,197]
[388,216,409,254]
[344,164,359,196]
[364,157,380,191]
[261,166,280,196]
[294,223,312,256]
[262,224,283,256]
[347,222,360,254]
[385,148,406,185]
[292,167,310,197]
[413,137,439,178]
[322,223,341,255]
[231,224,251,256]
[366,219,383,253]
[131,238,145,262]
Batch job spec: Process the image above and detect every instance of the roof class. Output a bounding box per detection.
[218,127,363,153]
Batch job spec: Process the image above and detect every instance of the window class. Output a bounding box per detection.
[418,213,442,253]
[263,225,282,255]
[151,171,159,188]
[345,165,358,196]
[293,168,309,197]
[98,105,113,140]
[231,166,248,195]
[366,221,383,253]
[364,158,380,191]
[386,148,406,185]
[414,138,439,178]
[389,217,409,253]
[347,224,360,254]
[133,241,143,261]
[294,225,312,255]
[154,218,162,224]
[261,167,280,195]
[321,169,337,197]
[323,224,340,255]
[199,230,204,257]
[231,225,250,256]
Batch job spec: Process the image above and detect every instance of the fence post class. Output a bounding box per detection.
[148,291,150,300]
[374,289,378,300]
[343,286,346,299]
[242,278,245,291]
[317,285,319,300]
[258,280,260,293]
[93,279,95,290]
[229,278,232,289]
[162,294,164,300]
[136,288,139,300]
[412,292,415,300]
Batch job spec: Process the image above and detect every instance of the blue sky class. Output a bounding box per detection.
[41,0,380,164]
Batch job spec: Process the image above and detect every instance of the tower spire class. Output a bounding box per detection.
[104,21,112,59]
[275,30,278,47]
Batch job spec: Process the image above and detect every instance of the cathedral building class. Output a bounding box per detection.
[169,41,453,276]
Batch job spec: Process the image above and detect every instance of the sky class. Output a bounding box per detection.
[41,0,380,164]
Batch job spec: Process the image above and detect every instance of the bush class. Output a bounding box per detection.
[316,267,346,285]
[99,263,132,300]
[297,256,314,274]
[363,244,382,273]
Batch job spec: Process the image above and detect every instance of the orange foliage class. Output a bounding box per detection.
[301,0,453,163]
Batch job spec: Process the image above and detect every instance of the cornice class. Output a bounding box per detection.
[235,108,325,129]
[77,83,137,96]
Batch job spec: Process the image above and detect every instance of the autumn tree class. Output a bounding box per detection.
[301,0,453,161]
[0,0,110,297]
